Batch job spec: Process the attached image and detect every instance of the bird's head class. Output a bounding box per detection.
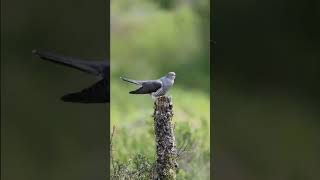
[167,72,176,80]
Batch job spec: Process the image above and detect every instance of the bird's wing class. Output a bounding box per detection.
[61,78,109,103]
[33,49,108,76]
[129,80,162,94]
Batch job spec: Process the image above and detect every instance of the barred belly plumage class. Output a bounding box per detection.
[152,88,165,97]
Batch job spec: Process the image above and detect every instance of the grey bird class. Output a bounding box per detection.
[33,49,109,103]
[120,72,176,98]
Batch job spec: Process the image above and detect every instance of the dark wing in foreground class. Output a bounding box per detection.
[61,79,109,103]
[129,80,162,94]
[33,49,107,76]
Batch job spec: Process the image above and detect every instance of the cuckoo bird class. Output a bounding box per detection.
[120,72,176,98]
[33,49,109,103]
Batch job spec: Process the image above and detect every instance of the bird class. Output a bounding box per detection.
[120,72,176,98]
[32,49,109,103]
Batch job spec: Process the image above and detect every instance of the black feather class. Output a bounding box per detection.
[61,79,109,103]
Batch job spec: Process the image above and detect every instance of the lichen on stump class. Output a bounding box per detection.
[153,96,177,180]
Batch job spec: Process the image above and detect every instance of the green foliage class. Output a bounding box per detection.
[111,0,210,92]
[111,81,210,179]
[110,0,210,179]
[111,153,154,180]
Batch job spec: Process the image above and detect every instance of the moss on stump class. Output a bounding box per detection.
[153,96,177,180]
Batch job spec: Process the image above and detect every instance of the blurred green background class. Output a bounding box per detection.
[214,0,320,180]
[110,0,210,179]
[4,0,319,180]
[1,0,108,180]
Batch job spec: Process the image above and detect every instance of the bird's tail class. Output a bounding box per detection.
[32,49,100,76]
[120,77,141,85]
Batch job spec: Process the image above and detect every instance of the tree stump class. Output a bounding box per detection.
[153,96,177,180]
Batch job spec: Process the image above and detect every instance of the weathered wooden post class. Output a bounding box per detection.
[153,96,177,180]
